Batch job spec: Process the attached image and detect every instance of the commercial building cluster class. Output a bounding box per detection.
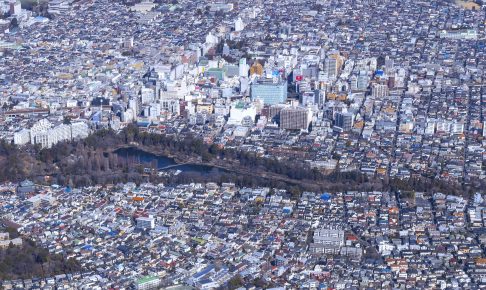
[0,181,485,288]
[0,0,484,182]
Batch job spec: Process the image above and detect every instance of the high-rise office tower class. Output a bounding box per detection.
[334,112,354,131]
[324,57,338,80]
[280,107,311,130]
[251,78,288,105]
[372,83,389,98]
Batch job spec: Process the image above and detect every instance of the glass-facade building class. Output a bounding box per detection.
[250,79,288,105]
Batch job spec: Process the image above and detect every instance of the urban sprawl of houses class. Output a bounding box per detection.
[1,182,486,288]
[0,0,486,288]
[0,0,485,183]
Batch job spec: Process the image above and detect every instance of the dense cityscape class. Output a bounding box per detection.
[0,0,485,288]
[1,182,486,289]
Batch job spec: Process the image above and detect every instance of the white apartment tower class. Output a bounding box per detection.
[372,83,389,98]
[235,17,245,32]
[13,129,30,145]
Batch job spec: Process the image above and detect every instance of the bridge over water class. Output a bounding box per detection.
[158,163,189,170]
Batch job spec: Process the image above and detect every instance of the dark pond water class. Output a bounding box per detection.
[115,147,227,175]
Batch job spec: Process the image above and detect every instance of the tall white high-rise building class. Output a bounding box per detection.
[161,98,180,115]
[324,57,338,80]
[129,98,140,116]
[385,56,394,74]
[13,129,30,145]
[26,119,90,148]
[205,32,219,46]
[357,71,369,90]
[235,17,245,32]
[35,133,50,148]
[350,76,358,91]
[141,87,155,105]
[239,58,248,77]
[30,119,53,147]
[371,83,388,98]
[71,122,90,139]
[148,103,161,120]
[48,124,71,147]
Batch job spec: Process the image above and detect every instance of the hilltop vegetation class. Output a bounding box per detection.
[0,125,475,197]
[0,227,81,280]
